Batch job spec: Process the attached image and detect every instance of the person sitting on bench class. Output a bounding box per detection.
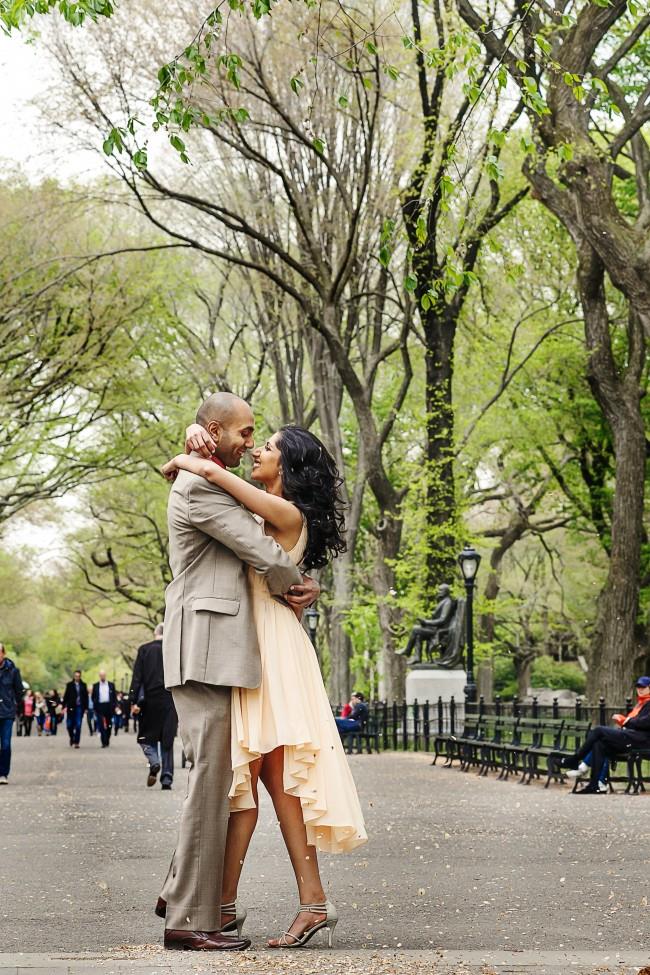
[561,677,650,794]
[565,750,609,793]
[335,692,368,736]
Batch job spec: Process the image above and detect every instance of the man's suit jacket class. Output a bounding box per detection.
[163,468,302,689]
[91,680,117,711]
[62,680,89,713]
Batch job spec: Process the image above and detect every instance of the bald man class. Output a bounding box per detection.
[91,670,117,748]
[159,392,315,952]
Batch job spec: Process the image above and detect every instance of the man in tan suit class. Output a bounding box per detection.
[159,393,312,951]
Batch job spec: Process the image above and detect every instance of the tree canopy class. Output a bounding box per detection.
[1,0,648,703]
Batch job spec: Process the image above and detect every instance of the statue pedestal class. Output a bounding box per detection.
[405,667,467,737]
[405,667,467,705]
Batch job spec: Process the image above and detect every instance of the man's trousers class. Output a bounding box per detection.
[0,717,14,777]
[161,682,231,932]
[577,725,642,787]
[66,706,84,745]
[95,704,113,746]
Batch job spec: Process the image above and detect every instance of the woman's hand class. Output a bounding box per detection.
[161,457,181,481]
[185,423,216,458]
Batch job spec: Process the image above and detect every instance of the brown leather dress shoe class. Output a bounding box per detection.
[164,928,250,951]
[155,897,167,918]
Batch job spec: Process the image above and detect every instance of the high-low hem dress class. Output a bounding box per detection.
[228,518,368,855]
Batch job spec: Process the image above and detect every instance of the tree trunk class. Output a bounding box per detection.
[374,513,406,701]
[309,329,359,699]
[576,249,647,701]
[515,654,534,699]
[587,417,646,699]
[480,516,528,642]
[422,308,458,590]
[327,551,354,703]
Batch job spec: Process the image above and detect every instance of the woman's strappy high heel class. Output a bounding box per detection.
[268,900,338,948]
[154,897,247,937]
[221,901,247,937]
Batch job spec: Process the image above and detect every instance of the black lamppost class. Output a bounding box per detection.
[305,606,320,659]
[458,544,481,706]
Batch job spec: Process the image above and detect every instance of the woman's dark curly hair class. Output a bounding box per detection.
[277,425,347,570]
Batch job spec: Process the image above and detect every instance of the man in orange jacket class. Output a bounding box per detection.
[561,677,650,794]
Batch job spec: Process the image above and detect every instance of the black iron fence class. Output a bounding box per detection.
[334,695,636,753]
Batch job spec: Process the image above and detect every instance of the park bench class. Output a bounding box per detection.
[537,718,592,787]
[469,714,502,773]
[621,748,650,794]
[481,715,520,779]
[515,717,565,785]
[433,712,483,769]
[566,744,650,794]
[435,713,507,772]
[435,713,598,789]
[435,714,528,777]
[518,718,650,794]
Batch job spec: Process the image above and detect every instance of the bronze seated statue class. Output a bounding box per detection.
[397,584,466,668]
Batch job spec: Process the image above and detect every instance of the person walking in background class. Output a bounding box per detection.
[54,690,64,733]
[121,693,131,734]
[92,671,117,748]
[21,690,35,736]
[113,693,125,735]
[0,642,24,784]
[15,694,24,737]
[86,686,96,736]
[45,689,61,736]
[62,670,89,748]
[34,692,47,736]
[130,623,178,790]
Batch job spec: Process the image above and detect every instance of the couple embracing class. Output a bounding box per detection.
[157,392,367,952]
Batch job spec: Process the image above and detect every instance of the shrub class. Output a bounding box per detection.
[530,656,586,693]
[491,654,586,698]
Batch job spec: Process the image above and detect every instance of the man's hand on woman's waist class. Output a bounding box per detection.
[285,576,320,609]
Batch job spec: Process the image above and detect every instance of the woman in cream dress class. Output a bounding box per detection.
[163,424,367,948]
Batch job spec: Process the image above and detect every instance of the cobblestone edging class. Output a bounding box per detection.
[0,950,648,975]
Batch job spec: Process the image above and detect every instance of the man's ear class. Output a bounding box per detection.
[207,419,222,444]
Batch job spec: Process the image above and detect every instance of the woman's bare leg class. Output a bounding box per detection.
[260,746,327,944]
[221,757,262,924]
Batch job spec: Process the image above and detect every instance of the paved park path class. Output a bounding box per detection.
[2,731,650,974]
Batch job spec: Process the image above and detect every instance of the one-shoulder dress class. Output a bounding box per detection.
[228,518,368,854]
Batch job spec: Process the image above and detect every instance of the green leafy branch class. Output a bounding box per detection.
[0,0,114,33]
